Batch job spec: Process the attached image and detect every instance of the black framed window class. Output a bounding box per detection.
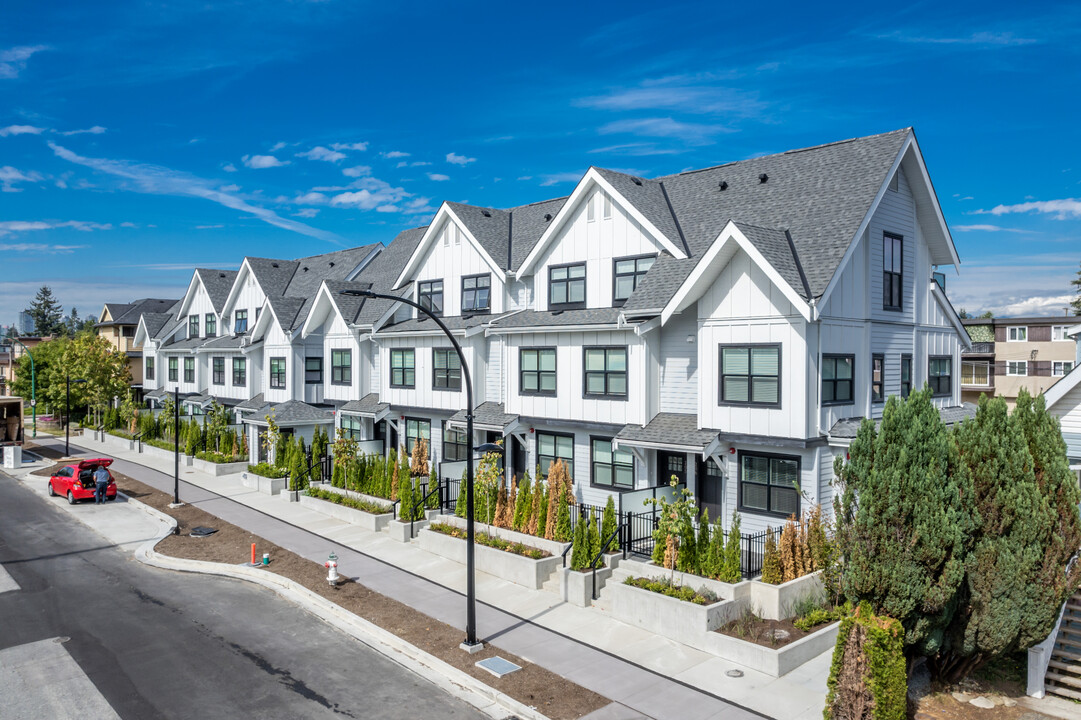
[537,431,574,481]
[548,263,586,309]
[341,415,363,440]
[739,452,800,518]
[929,356,952,397]
[331,349,352,385]
[584,347,627,397]
[872,354,884,403]
[205,314,216,338]
[390,349,415,388]
[443,424,469,462]
[168,357,178,382]
[520,348,556,395]
[901,355,912,399]
[404,418,430,455]
[232,357,246,386]
[145,357,155,380]
[188,314,199,339]
[720,345,780,406]
[305,357,322,385]
[122,325,135,338]
[613,255,656,306]
[591,437,634,489]
[461,274,491,314]
[822,354,854,405]
[433,348,462,390]
[212,357,225,385]
[183,357,195,383]
[269,357,286,389]
[883,232,903,311]
[418,280,443,316]
[234,310,248,334]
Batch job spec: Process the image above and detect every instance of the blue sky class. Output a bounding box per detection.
[2,0,1080,324]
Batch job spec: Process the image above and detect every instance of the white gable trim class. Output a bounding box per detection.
[659,220,812,325]
[249,299,275,342]
[175,271,206,320]
[930,282,972,350]
[300,282,363,338]
[1046,365,1081,409]
[220,259,254,319]
[515,168,687,279]
[393,204,506,289]
[133,315,152,347]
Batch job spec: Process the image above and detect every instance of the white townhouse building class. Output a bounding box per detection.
[131,128,972,533]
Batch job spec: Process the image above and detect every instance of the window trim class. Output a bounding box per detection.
[390,348,416,389]
[340,414,363,441]
[403,417,431,456]
[871,354,885,403]
[145,357,155,381]
[612,253,657,307]
[519,347,557,397]
[443,424,469,462]
[212,356,225,386]
[547,261,587,310]
[330,348,352,386]
[305,356,323,385]
[589,435,635,490]
[269,356,287,389]
[188,314,199,339]
[183,357,195,384]
[1053,361,1074,377]
[432,347,462,391]
[929,355,953,397]
[737,449,802,519]
[204,313,216,338]
[821,353,855,407]
[900,354,912,399]
[882,232,903,312]
[1006,360,1028,377]
[232,357,246,387]
[536,430,575,481]
[582,346,628,399]
[460,273,492,315]
[1007,326,1028,342]
[718,343,782,408]
[1052,325,1072,342]
[234,309,248,334]
[417,279,444,317]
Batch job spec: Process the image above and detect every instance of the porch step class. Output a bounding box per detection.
[1046,681,1081,702]
[541,575,561,595]
[1051,646,1081,664]
[1046,669,1081,690]
[1048,659,1081,676]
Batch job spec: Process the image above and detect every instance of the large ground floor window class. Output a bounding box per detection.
[443,424,469,462]
[340,414,363,440]
[738,451,800,518]
[537,431,574,481]
[404,417,430,455]
[590,437,633,489]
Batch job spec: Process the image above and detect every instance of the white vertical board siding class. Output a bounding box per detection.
[819,448,842,521]
[368,342,380,395]
[533,186,667,310]
[1051,382,1081,434]
[918,329,961,407]
[870,323,915,418]
[411,218,506,317]
[378,335,478,412]
[184,281,220,339]
[485,335,503,405]
[502,330,645,425]
[720,445,819,535]
[658,309,698,415]
[868,167,916,325]
[249,347,263,400]
[227,269,267,335]
[817,320,866,435]
[207,351,247,401]
[323,334,361,403]
[698,247,797,320]
[819,232,868,320]
[506,278,532,312]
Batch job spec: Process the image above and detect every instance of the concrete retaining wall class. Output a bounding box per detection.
[433,514,570,557]
[749,572,825,621]
[298,493,393,532]
[388,519,429,543]
[702,621,840,677]
[614,558,745,602]
[241,472,287,496]
[190,457,249,477]
[418,528,562,590]
[607,581,742,650]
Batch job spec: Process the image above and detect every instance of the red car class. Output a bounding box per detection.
[48,458,117,504]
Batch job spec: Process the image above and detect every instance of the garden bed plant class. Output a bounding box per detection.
[247,462,287,478]
[195,450,245,464]
[428,522,550,560]
[621,575,720,606]
[306,485,392,515]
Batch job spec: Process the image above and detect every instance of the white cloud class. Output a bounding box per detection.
[590,142,683,156]
[446,152,476,166]
[270,141,286,152]
[51,142,344,244]
[382,150,410,158]
[60,126,106,136]
[0,220,111,236]
[980,198,1081,220]
[598,117,734,143]
[223,163,238,173]
[577,80,767,118]
[120,222,137,228]
[952,224,1030,233]
[0,124,44,137]
[342,165,371,178]
[989,294,1075,317]
[293,208,319,218]
[296,146,346,163]
[195,224,224,230]
[242,154,287,169]
[402,197,436,215]
[331,142,368,152]
[0,166,42,192]
[294,191,328,204]
[218,183,241,193]
[0,45,48,79]
[879,30,1038,47]
[539,172,584,186]
[0,243,87,253]
[427,173,450,182]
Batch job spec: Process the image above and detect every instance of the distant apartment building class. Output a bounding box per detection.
[17,311,34,335]
[961,316,1077,406]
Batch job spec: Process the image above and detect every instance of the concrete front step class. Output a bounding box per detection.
[1052,646,1081,664]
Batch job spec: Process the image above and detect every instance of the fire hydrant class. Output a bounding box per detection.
[324,552,340,587]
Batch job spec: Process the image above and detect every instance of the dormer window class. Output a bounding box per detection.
[188,315,199,339]
[613,255,656,306]
[205,313,216,338]
[549,263,586,309]
[418,280,443,316]
[234,310,248,334]
[461,274,491,314]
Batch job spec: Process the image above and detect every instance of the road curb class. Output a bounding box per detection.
[121,493,551,720]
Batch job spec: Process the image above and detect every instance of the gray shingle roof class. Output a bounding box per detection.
[235,393,265,412]
[246,257,300,298]
[488,308,624,330]
[829,402,978,438]
[445,202,511,270]
[340,393,388,417]
[265,295,309,333]
[283,245,381,298]
[199,334,244,350]
[160,336,205,351]
[260,400,333,425]
[194,269,237,313]
[353,227,427,287]
[99,298,180,327]
[510,198,566,271]
[378,312,504,334]
[594,168,687,255]
[616,413,720,450]
[139,312,173,340]
[320,279,410,327]
[447,402,519,431]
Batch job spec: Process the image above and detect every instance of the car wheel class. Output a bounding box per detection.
[67,491,76,505]
[47,482,56,497]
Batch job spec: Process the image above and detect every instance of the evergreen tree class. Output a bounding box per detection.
[721,511,742,583]
[554,482,572,542]
[761,527,782,584]
[455,467,468,518]
[586,507,601,564]
[570,510,586,570]
[696,509,711,576]
[601,495,617,551]
[26,285,64,336]
[535,479,549,537]
[513,472,531,531]
[706,517,725,579]
[1071,260,1081,315]
[677,509,697,573]
[427,467,440,510]
[398,472,417,521]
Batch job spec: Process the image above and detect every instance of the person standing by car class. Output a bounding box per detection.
[93,464,110,504]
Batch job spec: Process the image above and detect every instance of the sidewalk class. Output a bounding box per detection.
[41,434,829,720]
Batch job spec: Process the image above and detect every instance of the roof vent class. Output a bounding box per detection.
[718,181,728,191]
[219,272,226,278]
[329,261,335,267]
[631,177,643,186]
[758,173,768,184]
[271,262,279,268]
[482,210,491,217]
[551,310,564,316]
[302,266,308,272]
[544,213,552,222]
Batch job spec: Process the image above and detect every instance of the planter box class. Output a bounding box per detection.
[190,457,249,477]
[433,514,571,558]
[748,572,825,621]
[614,558,748,602]
[313,483,398,510]
[560,564,614,607]
[298,493,393,532]
[281,490,300,503]
[141,443,181,463]
[387,518,429,543]
[418,528,562,590]
[242,472,287,496]
[607,580,742,651]
[702,621,840,677]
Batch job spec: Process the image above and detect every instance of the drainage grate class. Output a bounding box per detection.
[475,656,522,678]
[189,526,218,537]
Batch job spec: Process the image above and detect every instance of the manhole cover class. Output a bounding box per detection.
[190,526,218,537]
[725,669,744,678]
[476,656,522,678]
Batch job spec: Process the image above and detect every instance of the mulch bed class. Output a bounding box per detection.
[715,614,818,648]
[60,467,607,720]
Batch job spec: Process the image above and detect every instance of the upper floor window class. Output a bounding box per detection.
[205,314,216,338]
[586,195,595,222]
[1008,326,1027,342]
[234,310,248,334]
[232,357,246,387]
[188,314,199,338]
[822,354,854,406]
[183,357,195,383]
[901,355,912,398]
[418,280,443,316]
[720,345,780,406]
[1007,361,1028,377]
[584,347,627,398]
[520,348,556,395]
[883,232,903,311]
[305,357,322,385]
[122,326,135,338]
[613,255,656,306]
[929,356,952,397]
[603,194,612,219]
[404,418,430,455]
[872,354,884,403]
[1053,361,1074,376]
[168,357,178,382]
[1053,326,1072,342]
[537,431,574,481]
[331,349,352,385]
[549,263,586,309]
[461,274,491,314]
[739,452,800,518]
[145,357,155,380]
[433,348,462,390]
[212,357,225,385]
[591,437,633,489]
[269,357,286,389]
[390,349,415,388]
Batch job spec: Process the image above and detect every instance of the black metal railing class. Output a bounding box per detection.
[591,522,625,599]
[409,480,441,536]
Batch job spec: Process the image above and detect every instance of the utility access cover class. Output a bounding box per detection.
[189,527,218,537]
[475,656,521,678]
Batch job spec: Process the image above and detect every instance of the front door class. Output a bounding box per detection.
[486,431,505,476]
[510,435,527,481]
[697,457,725,521]
[658,451,686,486]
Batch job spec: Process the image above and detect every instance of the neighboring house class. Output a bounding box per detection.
[1044,324,1081,483]
[0,336,50,401]
[95,298,179,399]
[961,316,1077,406]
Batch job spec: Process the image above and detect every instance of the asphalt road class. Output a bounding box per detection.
[0,471,488,720]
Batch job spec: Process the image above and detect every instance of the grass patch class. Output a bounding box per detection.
[428,523,550,559]
[622,576,720,605]
[306,486,392,515]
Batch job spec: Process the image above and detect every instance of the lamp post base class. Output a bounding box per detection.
[167,502,186,509]
[459,640,485,655]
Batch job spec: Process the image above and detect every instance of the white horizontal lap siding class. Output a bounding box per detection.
[724,445,819,535]
[869,166,916,325]
[819,448,842,521]
[534,187,667,310]
[870,323,915,418]
[379,336,469,412]
[415,220,505,317]
[817,320,865,435]
[919,329,961,407]
[1052,383,1081,434]
[658,308,699,414]
[503,330,644,426]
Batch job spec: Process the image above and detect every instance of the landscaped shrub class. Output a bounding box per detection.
[553,482,572,543]
[410,437,429,477]
[195,450,243,464]
[428,523,550,559]
[493,476,510,528]
[455,467,468,518]
[601,495,617,551]
[622,576,719,606]
[512,472,531,531]
[544,460,569,539]
[720,511,742,583]
[646,479,697,574]
[426,467,440,510]
[306,486,392,515]
[570,510,587,570]
[397,471,419,521]
[824,604,906,720]
[704,516,724,578]
[585,507,600,562]
[779,515,802,583]
[248,462,287,478]
[761,527,782,585]
[529,473,547,536]
[793,603,849,632]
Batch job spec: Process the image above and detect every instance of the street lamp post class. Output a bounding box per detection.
[341,287,501,650]
[173,387,180,505]
[12,338,36,438]
[65,375,86,455]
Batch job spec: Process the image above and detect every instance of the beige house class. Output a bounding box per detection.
[95,298,178,398]
[961,316,1078,406]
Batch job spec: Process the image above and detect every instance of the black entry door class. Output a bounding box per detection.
[657,451,686,486]
[697,457,725,521]
[485,431,505,476]
[511,436,527,481]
